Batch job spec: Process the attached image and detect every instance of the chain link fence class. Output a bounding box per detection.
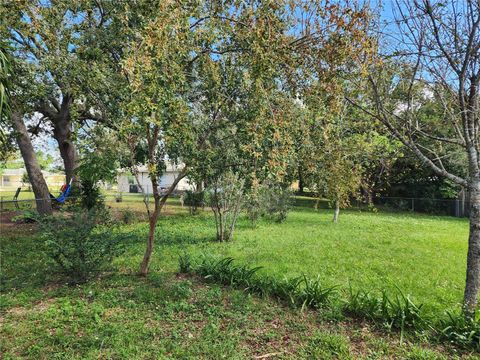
[371,196,469,217]
[0,191,470,223]
[0,192,188,225]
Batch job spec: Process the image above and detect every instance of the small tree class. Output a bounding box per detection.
[37,207,126,284]
[208,172,245,242]
[245,180,293,225]
[348,0,480,315]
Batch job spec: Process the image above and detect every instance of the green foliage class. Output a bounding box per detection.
[79,177,103,210]
[194,256,262,289]
[297,275,337,310]
[263,183,293,223]
[438,311,480,351]
[178,252,192,274]
[183,190,205,215]
[245,181,293,225]
[11,210,36,224]
[0,42,10,122]
[208,172,245,242]
[21,172,29,184]
[182,255,336,310]
[182,253,432,344]
[345,288,425,337]
[0,202,477,355]
[36,207,127,284]
[119,208,137,225]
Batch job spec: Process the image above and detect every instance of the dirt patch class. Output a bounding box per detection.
[0,210,37,235]
[2,298,56,320]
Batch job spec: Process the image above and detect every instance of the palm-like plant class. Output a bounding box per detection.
[0,44,11,120]
[0,43,11,141]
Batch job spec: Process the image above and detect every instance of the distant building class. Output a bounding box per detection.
[0,168,65,190]
[117,163,193,194]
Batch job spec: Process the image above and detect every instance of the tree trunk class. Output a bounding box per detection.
[12,111,52,215]
[333,200,340,223]
[140,197,160,276]
[138,168,187,276]
[298,167,305,194]
[463,181,480,316]
[52,118,77,185]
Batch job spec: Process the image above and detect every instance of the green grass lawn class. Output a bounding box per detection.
[0,200,475,358]
[149,205,469,317]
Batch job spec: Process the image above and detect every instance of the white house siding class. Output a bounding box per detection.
[117,169,193,194]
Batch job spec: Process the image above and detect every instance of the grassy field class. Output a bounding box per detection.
[158,207,468,316]
[0,199,476,358]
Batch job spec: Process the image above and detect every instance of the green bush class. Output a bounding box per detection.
[119,208,137,224]
[264,184,292,223]
[244,181,293,225]
[79,178,104,210]
[183,190,205,214]
[37,207,128,284]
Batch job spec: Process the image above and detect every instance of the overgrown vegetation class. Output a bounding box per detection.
[36,207,129,284]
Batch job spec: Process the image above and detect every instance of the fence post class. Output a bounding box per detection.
[0,196,3,212]
[411,198,414,212]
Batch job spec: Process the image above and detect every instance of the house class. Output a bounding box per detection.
[117,163,193,194]
[0,168,65,190]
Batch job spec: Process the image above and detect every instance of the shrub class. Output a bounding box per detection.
[119,208,137,224]
[244,181,293,225]
[208,172,245,241]
[244,188,264,227]
[264,183,293,223]
[183,190,205,214]
[37,207,128,284]
[79,178,104,210]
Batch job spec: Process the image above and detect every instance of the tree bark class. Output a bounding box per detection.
[52,115,77,185]
[139,168,187,276]
[298,167,305,194]
[463,181,480,315]
[332,200,340,223]
[140,194,160,276]
[12,111,52,215]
